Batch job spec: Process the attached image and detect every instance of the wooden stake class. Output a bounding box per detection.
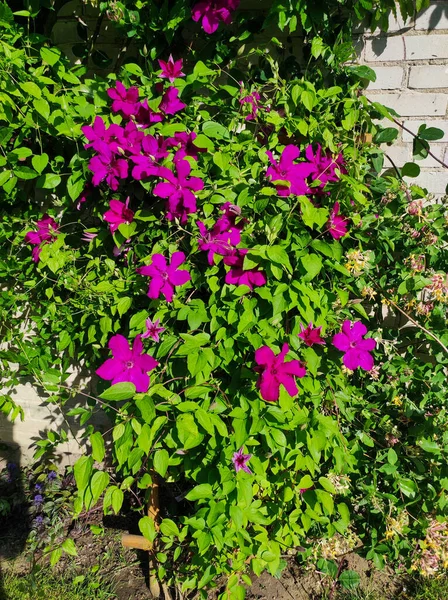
[121,471,161,598]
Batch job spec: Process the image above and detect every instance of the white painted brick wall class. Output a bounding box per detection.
[414,3,448,30]
[408,65,448,88]
[406,35,448,60]
[369,66,405,89]
[366,92,447,116]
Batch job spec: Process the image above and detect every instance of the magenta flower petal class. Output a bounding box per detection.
[96,358,124,380]
[109,334,133,361]
[333,320,375,371]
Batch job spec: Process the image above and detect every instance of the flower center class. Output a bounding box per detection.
[123,208,133,222]
[125,360,134,369]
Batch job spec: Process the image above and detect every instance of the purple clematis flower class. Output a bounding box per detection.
[254,343,307,402]
[224,249,267,290]
[141,318,165,342]
[113,121,144,155]
[298,323,326,347]
[25,215,59,263]
[239,90,265,121]
[107,81,140,118]
[197,221,241,265]
[89,147,129,191]
[305,144,346,191]
[327,202,349,240]
[96,334,158,393]
[159,87,187,116]
[158,55,185,83]
[103,198,134,233]
[192,0,240,34]
[134,99,164,128]
[232,448,252,474]
[82,116,123,153]
[130,135,168,180]
[333,320,376,371]
[166,132,206,161]
[154,160,204,224]
[266,145,313,197]
[137,252,191,303]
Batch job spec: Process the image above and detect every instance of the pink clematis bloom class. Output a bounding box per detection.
[192,0,240,34]
[113,121,144,155]
[158,55,185,83]
[96,334,158,393]
[305,144,346,191]
[141,318,165,342]
[135,99,164,128]
[103,198,134,233]
[89,147,129,191]
[333,320,376,371]
[224,249,266,290]
[298,323,326,347]
[130,134,168,180]
[81,230,98,242]
[25,215,59,263]
[232,448,252,474]
[254,343,306,402]
[166,132,206,161]
[266,145,313,197]
[81,116,123,153]
[154,160,204,224]
[240,91,263,121]
[137,252,191,303]
[327,202,348,240]
[160,87,187,116]
[107,81,140,118]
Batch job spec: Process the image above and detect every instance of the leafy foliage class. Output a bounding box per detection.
[0,2,447,599]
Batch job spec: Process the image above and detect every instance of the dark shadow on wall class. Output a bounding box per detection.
[0,426,30,600]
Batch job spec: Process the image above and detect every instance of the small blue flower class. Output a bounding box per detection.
[33,494,44,506]
[35,483,43,492]
[33,516,44,528]
[47,471,57,481]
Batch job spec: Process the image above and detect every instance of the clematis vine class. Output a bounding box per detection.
[158,55,185,83]
[333,320,376,371]
[159,87,186,116]
[137,252,191,302]
[305,144,345,192]
[142,318,165,342]
[197,203,244,265]
[239,90,263,121]
[298,323,326,347]
[326,202,349,240]
[103,198,134,233]
[25,215,59,263]
[107,82,140,118]
[232,448,252,474]
[266,145,313,197]
[192,0,240,34]
[254,343,306,402]
[224,249,267,290]
[88,146,128,191]
[154,160,204,223]
[96,334,158,393]
[166,132,206,161]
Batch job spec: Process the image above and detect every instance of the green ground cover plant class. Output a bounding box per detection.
[1,0,448,598]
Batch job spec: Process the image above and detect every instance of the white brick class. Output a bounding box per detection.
[409,65,448,89]
[364,36,405,61]
[402,120,448,142]
[405,170,448,195]
[388,11,414,31]
[368,66,404,89]
[406,35,448,60]
[366,92,448,116]
[415,3,448,30]
[381,144,411,166]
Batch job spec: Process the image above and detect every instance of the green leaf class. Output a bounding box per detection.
[301,90,316,111]
[202,121,230,140]
[297,474,313,489]
[300,254,323,282]
[61,538,78,557]
[139,516,157,543]
[36,173,61,189]
[153,449,169,478]
[401,162,420,178]
[186,483,213,501]
[33,98,50,121]
[74,455,93,494]
[398,478,417,498]
[40,46,61,66]
[99,382,136,402]
[117,296,132,317]
[160,518,179,537]
[339,570,360,590]
[418,125,444,141]
[90,432,105,462]
[19,82,42,98]
[32,153,49,174]
[374,128,398,144]
[67,173,85,201]
[111,487,124,514]
[13,166,38,180]
[90,471,110,506]
[347,65,377,82]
